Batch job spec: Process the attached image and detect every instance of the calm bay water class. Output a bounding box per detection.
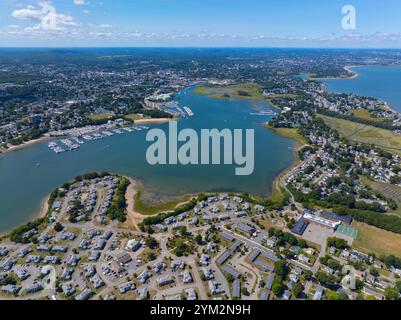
[0,88,295,232]
[323,66,401,112]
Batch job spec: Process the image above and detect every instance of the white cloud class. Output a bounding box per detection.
[89,32,113,37]
[98,24,113,28]
[11,2,78,33]
[89,23,113,28]
[73,0,87,5]
[11,6,43,20]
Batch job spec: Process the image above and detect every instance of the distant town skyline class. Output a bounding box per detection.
[1,0,401,48]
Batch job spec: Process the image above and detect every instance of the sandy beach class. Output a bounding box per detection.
[343,65,359,79]
[270,131,305,198]
[38,195,50,219]
[0,136,50,155]
[124,177,151,230]
[0,194,49,238]
[123,176,199,230]
[134,118,174,125]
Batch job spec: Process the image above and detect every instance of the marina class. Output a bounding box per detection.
[47,125,150,154]
[176,106,187,118]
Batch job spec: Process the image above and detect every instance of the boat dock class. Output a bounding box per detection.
[176,107,187,117]
[183,106,194,116]
[48,125,150,154]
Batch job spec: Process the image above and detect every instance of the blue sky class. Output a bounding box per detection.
[1,0,401,47]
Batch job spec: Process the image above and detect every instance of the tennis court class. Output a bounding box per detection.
[337,224,358,239]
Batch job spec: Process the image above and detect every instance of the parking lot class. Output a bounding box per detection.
[302,224,334,247]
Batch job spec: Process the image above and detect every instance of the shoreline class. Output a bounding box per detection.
[0,117,175,156]
[0,194,49,238]
[134,117,175,125]
[319,65,399,114]
[124,176,161,230]
[267,126,305,198]
[343,65,359,79]
[381,102,398,113]
[308,65,359,81]
[0,136,50,156]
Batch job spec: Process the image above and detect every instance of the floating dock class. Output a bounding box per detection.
[48,125,150,154]
[183,106,194,116]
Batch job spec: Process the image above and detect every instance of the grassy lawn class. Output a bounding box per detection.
[139,247,161,263]
[124,114,144,122]
[266,93,299,100]
[265,125,305,204]
[87,113,113,121]
[270,187,286,203]
[269,127,308,146]
[360,177,401,217]
[258,217,284,231]
[319,114,401,156]
[192,83,263,100]
[350,108,386,123]
[352,221,401,257]
[133,191,192,215]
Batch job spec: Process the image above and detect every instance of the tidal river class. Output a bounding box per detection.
[0,88,295,233]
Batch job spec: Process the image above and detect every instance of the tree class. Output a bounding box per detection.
[315,271,337,288]
[178,226,188,237]
[272,277,285,297]
[147,251,157,261]
[326,291,348,300]
[145,236,159,249]
[395,281,401,293]
[274,260,289,278]
[385,286,400,300]
[303,270,313,281]
[327,237,349,250]
[194,234,203,245]
[298,239,307,248]
[241,287,249,296]
[0,275,17,286]
[54,223,64,232]
[292,282,303,298]
[225,273,234,283]
[174,242,189,257]
[370,267,379,278]
[383,255,401,269]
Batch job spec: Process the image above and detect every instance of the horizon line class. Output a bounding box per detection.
[0,46,401,50]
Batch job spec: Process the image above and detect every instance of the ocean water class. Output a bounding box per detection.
[0,88,295,232]
[323,66,401,112]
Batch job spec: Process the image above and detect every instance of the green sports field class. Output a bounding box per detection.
[337,224,358,239]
